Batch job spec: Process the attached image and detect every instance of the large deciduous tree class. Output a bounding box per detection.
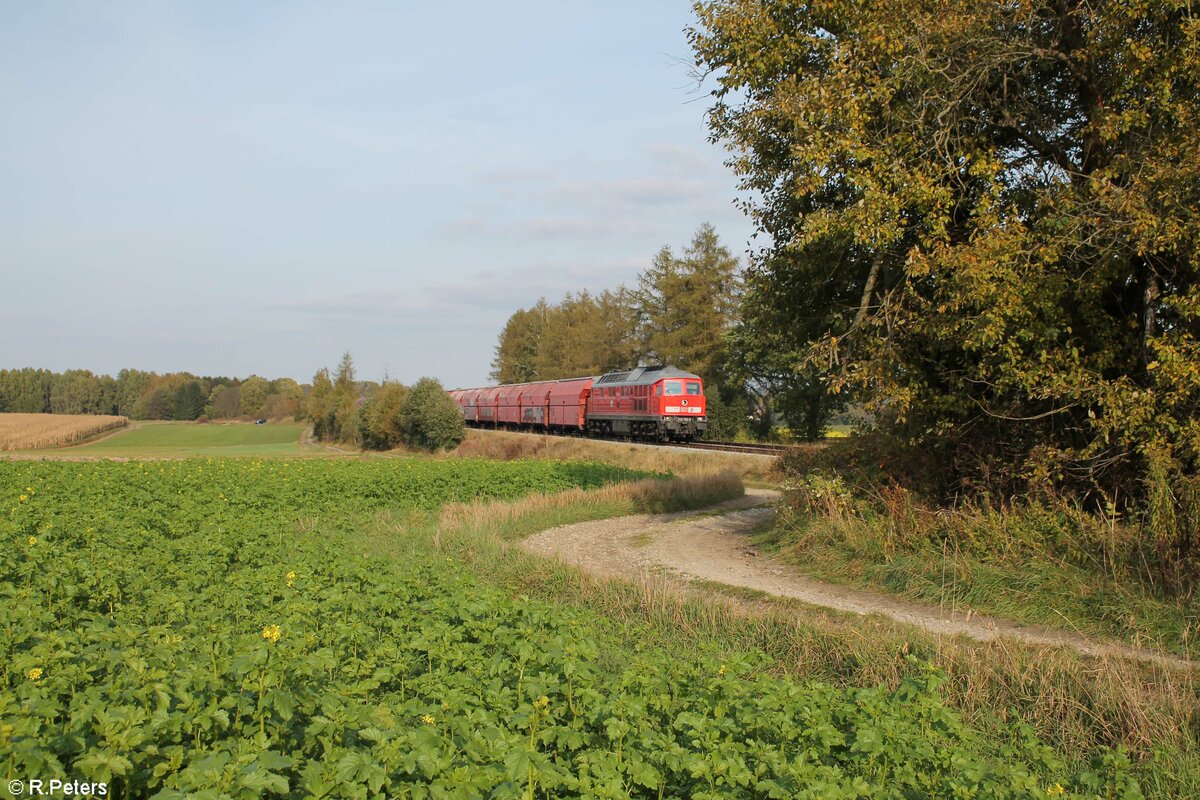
[692,0,1200,497]
[206,384,242,420]
[238,376,271,417]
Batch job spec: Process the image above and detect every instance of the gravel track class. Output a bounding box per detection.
[522,488,1194,670]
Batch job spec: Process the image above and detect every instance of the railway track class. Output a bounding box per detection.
[467,425,797,457]
[669,440,797,456]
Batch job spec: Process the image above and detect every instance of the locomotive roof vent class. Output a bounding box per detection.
[597,365,695,384]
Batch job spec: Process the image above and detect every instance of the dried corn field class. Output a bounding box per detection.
[0,413,128,451]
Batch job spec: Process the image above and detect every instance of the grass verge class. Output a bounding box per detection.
[763,473,1200,659]
[448,428,779,481]
[439,469,744,542]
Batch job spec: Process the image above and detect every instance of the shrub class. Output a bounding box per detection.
[358,382,408,450]
[400,377,465,451]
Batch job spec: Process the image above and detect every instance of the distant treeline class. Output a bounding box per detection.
[0,368,304,422]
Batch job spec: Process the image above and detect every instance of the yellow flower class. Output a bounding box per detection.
[534,695,550,710]
[27,536,37,546]
[717,665,727,676]
[286,571,297,587]
[18,495,28,503]
[420,714,436,725]
[1047,785,1066,796]
[26,668,43,681]
[261,624,282,643]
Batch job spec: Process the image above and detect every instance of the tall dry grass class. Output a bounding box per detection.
[448,428,777,480]
[770,472,1200,658]
[0,413,128,451]
[439,470,744,540]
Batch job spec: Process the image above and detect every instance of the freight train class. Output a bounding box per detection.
[448,365,706,441]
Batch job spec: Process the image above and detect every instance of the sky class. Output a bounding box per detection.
[0,1,756,388]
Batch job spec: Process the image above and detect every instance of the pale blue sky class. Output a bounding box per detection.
[1,1,755,387]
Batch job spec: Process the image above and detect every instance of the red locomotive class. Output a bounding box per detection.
[448,365,707,441]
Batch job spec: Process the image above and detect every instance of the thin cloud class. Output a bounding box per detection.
[268,292,449,319]
[555,177,706,206]
[475,167,558,185]
[427,258,645,313]
[435,215,656,242]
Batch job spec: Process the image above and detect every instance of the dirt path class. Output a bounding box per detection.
[300,427,356,454]
[523,488,1194,670]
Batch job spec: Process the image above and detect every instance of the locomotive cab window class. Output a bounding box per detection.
[686,382,701,395]
[664,380,683,396]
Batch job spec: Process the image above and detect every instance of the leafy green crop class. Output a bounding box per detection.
[1,459,1141,798]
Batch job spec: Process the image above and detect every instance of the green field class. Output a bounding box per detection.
[0,458,1143,798]
[55,421,308,457]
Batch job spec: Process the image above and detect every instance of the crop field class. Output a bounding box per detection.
[0,458,1142,798]
[54,421,309,457]
[0,413,128,451]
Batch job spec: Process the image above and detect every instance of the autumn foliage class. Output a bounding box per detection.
[693,4,1198,490]
[692,0,1199,587]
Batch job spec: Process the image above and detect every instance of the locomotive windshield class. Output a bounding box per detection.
[663,380,702,396]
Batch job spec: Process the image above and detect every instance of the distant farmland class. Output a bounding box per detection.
[0,412,127,451]
[62,420,309,457]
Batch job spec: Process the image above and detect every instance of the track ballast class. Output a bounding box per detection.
[662,440,797,456]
